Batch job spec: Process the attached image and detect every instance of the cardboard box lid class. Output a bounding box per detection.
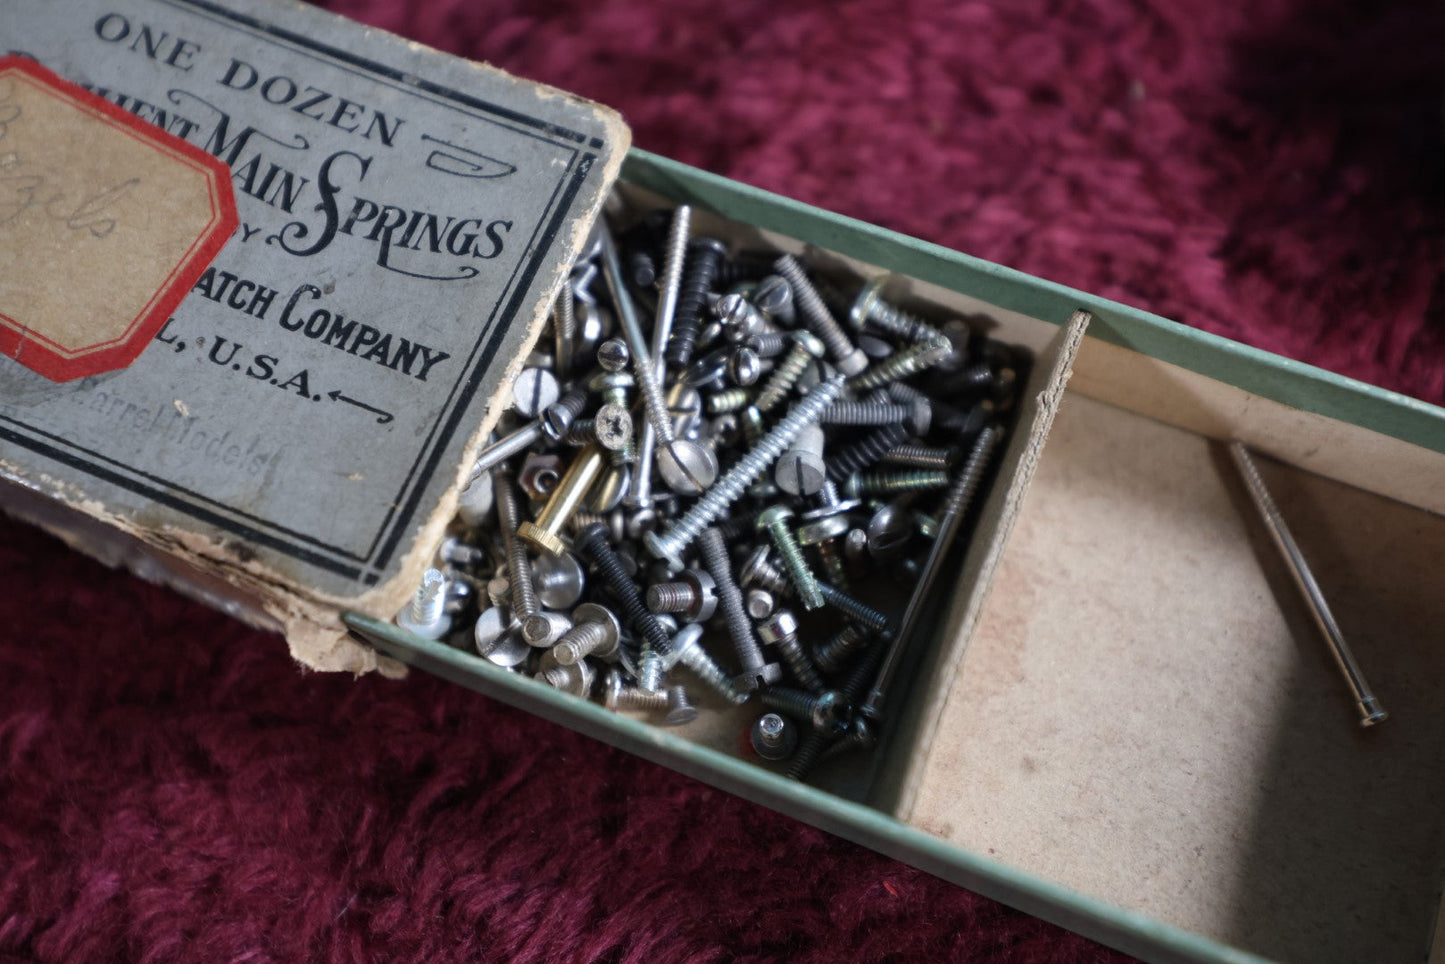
[0,0,630,670]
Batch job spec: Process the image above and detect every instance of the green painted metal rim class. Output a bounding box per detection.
[622,149,1445,456]
[346,614,1269,964]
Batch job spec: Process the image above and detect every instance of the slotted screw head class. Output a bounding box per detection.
[512,367,560,418]
[597,338,630,372]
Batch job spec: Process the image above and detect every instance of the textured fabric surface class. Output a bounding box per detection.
[4,1,1443,961]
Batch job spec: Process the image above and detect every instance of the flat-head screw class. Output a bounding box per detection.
[758,609,825,693]
[644,374,846,570]
[756,505,824,612]
[602,667,671,715]
[848,277,947,344]
[751,713,799,761]
[665,237,729,369]
[759,687,843,732]
[539,387,588,442]
[552,602,622,665]
[474,606,528,667]
[395,567,452,640]
[772,255,867,375]
[646,568,719,623]
[695,527,776,692]
[575,522,673,661]
[664,685,699,726]
[754,331,826,413]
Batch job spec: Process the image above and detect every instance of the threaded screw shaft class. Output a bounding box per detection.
[645,375,845,568]
[664,238,728,369]
[760,687,843,731]
[575,522,673,658]
[881,443,957,470]
[674,629,750,705]
[492,468,539,620]
[706,387,752,414]
[553,620,610,665]
[771,630,825,694]
[753,331,825,413]
[647,582,699,614]
[841,469,951,499]
[826,422,909,481]
[814,624,869,675]
[816,582,891,635]
[820,401,910,427]
[751,330,789,358]
[845,336,952,392]
[772,255,867,375]
[698,527,766,688]
[759,509,823,611]
[850,278,947,344]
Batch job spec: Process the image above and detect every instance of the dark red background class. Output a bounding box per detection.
[4,1,1443,960]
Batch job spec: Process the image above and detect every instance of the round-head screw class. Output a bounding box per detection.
[772,255,867,375]
[531,551,586,610]
[511,367,560,418]
[757,505,824,611]
[596,338,630,372]
[753,274,795,325]
[848,277,948,345]
[553,602,622,665]
[728,347,762,387]
[539,387,588,442]
[593,403,634,452]
[759,609,825,693]
[745,587,775,620]
[751,713,799,761]
[669,622,750,705]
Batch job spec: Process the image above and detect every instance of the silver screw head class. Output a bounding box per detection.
[758,609,800,645]
[756,504,795,533]
[593,404,634,451]
[848,277,886,331]
[511,367,560,418]
[745,587,775,621]
[728,347,762,386]
[531,552,586,610]
[797,513,850,547]
[656,439,718,496]
[522,611,571,648]
[596,338,630,372]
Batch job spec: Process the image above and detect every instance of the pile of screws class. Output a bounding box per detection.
[393,202,1024,782]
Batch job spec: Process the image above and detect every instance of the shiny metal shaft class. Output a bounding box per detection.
[1228,442,1387,727]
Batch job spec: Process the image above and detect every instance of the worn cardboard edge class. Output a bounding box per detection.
[0,0,633,673]
[891,310,1090,822]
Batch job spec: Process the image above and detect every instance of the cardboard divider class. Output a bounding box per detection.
[901,347,1445,964]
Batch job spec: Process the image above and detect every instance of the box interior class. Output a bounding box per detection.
[898,339,1445,964]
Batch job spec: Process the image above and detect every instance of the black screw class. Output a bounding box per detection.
[574,522,672,658]
[664,237,728,369]
[825,422,909,481]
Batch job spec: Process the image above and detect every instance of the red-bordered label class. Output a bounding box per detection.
[0,56,236,381]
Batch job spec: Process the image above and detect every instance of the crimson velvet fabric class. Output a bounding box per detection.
[3,1,1443,961]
